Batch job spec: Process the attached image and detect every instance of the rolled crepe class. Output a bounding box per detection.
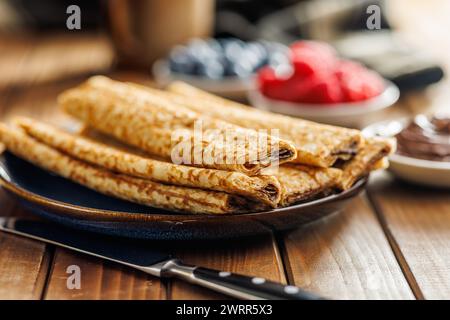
[166,81,362,168]
[15,117,281,207]
[337,138,394,190]
[84,122,343,207]
[0,123,264,215]
[59,76,297,175]
[267,165,342,207]
[371,157,389,170]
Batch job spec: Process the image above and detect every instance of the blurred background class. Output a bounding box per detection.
[0,0,448,127]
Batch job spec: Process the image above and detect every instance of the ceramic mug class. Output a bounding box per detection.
[106,0,215,69]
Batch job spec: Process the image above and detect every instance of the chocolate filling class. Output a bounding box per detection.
[278,149,295,160]
[229,196,267,213]
[332,140,359,157]
[263,183,280,201]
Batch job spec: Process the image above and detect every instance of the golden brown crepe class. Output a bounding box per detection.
[266,165,342,207]
[371,157,389,170]
[15,117,281,207]
[0,123,264,215]
[165,81,362,167]
[337,138,395,190]
[59,76,297,175]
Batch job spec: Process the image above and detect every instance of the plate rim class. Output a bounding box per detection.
[0,155,367,222]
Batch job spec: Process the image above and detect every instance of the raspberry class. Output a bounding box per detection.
[290,41,337,60]
[259,41,384,104]
[258,67,281,94]
[300,75,343,104]
[258,67,291,100]
[290,41,337,77]
[336,61,384,102]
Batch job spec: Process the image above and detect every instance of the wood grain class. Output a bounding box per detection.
[0,79,82,129]
[0,144,45,299]
[0,33,114,89]
[281,194,414,299]
[0,17,449,300]
[363,1,450,299]
[368,174,450,299]
[170,234,286,299]
[0,189,49,300]
[0,233,51,299]
[44,249,166,300]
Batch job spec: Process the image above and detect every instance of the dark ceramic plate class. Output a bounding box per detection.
[0,152,366,240]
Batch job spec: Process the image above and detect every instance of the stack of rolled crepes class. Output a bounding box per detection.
[0,76,394,214]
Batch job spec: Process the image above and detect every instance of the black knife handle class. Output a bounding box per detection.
[161,260,323,300]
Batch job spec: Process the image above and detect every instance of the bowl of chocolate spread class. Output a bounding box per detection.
[363,114,450,187]
[396,115,450,162]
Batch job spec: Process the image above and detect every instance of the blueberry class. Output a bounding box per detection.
[168,37,287,79]
[169,45,196,74]
[218,38,243,49]
[196,59,224,79]
[223,40,246,62]
[231,59,253,78]
[269,51,290,68]
[240,49,261,72]
[223,58,236,76]
[246,42,267,60]
[206,38,223,54]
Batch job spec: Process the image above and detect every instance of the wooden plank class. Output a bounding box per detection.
[0,33,113,89]
[0,233,51,299]
[0,33,115,300]
[368,173,450,299]
[0,40,162,300]
[281,194,414,299]
[170,234,286,299]
[44,249,166,300]
[0,79,49,299]
[0,79,81,128]
[0,192,50,300]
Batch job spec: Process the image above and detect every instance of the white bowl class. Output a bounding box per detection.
[152,59,254,99]
[363,118,450,188]
[247,81,400,128]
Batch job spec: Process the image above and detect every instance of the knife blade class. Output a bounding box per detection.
[0,218,322,300]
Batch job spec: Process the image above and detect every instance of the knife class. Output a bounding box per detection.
[0,218,321,300]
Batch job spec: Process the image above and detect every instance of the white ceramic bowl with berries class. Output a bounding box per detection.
[247,41,400,128]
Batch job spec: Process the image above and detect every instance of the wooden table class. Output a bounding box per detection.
[0,29,449,300]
